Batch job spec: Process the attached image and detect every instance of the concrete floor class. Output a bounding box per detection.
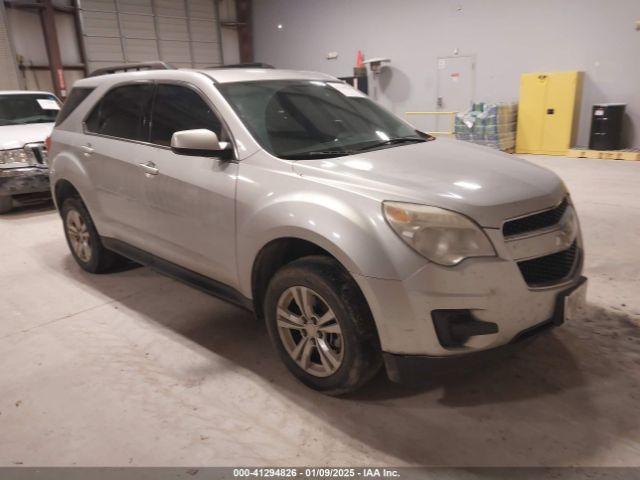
[0,155,639,467]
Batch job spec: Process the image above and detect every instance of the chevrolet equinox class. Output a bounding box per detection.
[49,65,587,395]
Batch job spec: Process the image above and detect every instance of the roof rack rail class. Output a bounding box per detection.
[208,62,274,69]
[88,61,174,78]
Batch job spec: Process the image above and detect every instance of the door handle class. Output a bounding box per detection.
[80,144,94,156]
[139,161,159,176]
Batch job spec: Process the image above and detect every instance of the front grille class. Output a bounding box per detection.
[503,199,568,237]
[25,143,47,166]
[517,241,579,287]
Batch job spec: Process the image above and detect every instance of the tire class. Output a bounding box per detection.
[264,255,382,395]
[61,197,125,273]
[0,196,12,214]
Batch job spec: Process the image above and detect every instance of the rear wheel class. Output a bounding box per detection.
[0,196,12,214]
[61,197,125,273]
[264,256,382,395]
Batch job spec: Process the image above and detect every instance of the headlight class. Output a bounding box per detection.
[383,201,496,266]
[0,148,36,165]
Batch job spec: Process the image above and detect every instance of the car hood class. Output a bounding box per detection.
[291,138,566,228]
[0,123,54,149]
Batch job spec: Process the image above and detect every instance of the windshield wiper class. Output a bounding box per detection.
[278,137,427,159]
[353,137,426,152]
[279,150,353,160]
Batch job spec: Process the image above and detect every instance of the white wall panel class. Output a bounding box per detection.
[192,42,220,64]
[188,0,216,19]
[79,0,222,71]
[156,17,189,41]
[119,13,156,38]
[85,36,124,62]
[0,2,19,89]
[119,0,153,15]
[124,38,158,61]
[189,19,217,42]
[82,11,119,37]
[159,40,191,63]
[154,0,186,17]
[82,0,116,12]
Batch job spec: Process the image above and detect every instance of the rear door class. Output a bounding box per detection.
[136,83,238,287]
[82,83,155,245]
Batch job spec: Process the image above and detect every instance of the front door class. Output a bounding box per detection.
[436,56,474,132]
[137,83,238,288]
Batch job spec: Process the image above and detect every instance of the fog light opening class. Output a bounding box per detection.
[432,310,498,348]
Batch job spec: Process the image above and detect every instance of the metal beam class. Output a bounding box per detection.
[72,0,88,76]
[4,0,75,14]
[19,63,85,70]
[235,0,253,63]
[39,0,66,98]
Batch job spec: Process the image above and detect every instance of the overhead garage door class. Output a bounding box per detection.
[78,0,223,73]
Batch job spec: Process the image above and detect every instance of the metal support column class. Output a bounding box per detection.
[236,0,252,63]
[39,0,66,98]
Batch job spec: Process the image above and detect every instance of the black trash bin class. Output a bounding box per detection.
[589,103,625,150]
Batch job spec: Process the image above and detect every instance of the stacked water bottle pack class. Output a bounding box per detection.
[454,102,518,151]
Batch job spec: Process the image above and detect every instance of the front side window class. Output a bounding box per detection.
[0,93,60,126]
[85,84,154,141]
[149,84,223,146]
[218,80,424,159]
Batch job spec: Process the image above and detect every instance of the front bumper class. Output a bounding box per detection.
[0,166,50,197]
[383,276,587,383]
[354,248,584,355]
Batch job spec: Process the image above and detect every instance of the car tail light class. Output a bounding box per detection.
[45,136,52,152]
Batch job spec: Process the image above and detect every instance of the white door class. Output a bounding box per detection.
[436,56,475,132]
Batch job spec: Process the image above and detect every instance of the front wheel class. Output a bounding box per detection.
[264,256,382,395]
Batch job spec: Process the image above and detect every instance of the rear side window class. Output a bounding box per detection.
[85,84,154,141]
[55,87,94,126]
[149,84,223,146]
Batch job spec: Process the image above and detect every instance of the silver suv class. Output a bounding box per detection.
[49,65,587,394]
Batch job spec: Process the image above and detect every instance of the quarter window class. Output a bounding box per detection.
[149,84,223,146]
[56,87,94,126]
[85,84,154,141]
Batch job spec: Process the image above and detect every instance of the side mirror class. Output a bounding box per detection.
[415,129,436,141]
[170,129,234,159]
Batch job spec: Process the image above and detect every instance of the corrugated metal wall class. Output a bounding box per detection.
[0,2,20,89]
[78,0,223,72]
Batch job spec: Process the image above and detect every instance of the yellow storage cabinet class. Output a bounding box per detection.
[516,71,582,155]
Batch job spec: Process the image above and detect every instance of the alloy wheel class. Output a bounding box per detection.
[276,286,344,377]
[66,209,92,263]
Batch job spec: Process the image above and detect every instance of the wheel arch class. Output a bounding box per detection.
[251,236,351,319]
[53,178,81,213]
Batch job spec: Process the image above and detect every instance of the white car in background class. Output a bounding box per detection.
[0,90,60,213]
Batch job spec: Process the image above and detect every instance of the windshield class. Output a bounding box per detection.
[218,80,427,159]
[0,93,60,126]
